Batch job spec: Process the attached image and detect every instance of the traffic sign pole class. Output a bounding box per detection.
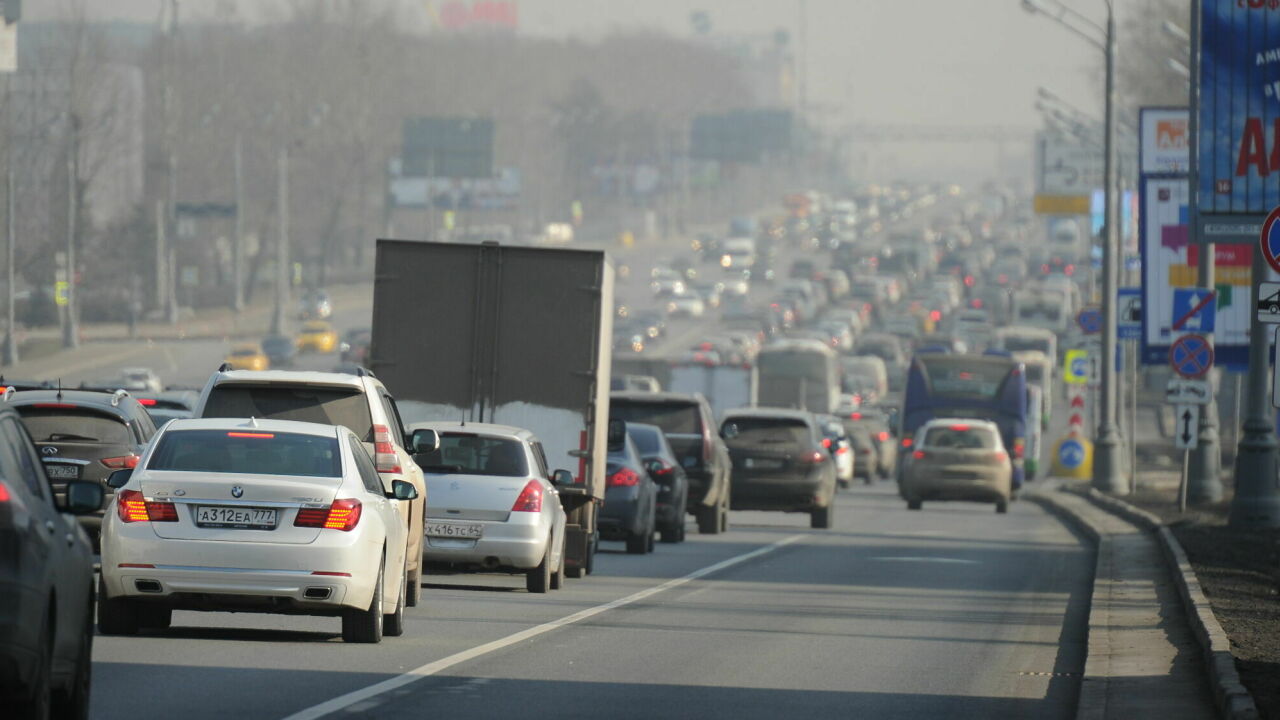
[1231,223,1280,527]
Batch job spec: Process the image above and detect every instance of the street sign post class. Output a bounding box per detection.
[1166,378,1212,406]
[1118,287,1141,339]
[1169,334,1213,379]
[1077,306,1102,335]
[1171,288,1216,333]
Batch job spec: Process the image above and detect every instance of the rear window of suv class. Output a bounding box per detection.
[148,429,341,477]
[16,407,131,445]
[611,401,701,435]
[202,385,374,440]
[721,417,810,447]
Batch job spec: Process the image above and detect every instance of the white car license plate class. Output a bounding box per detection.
[195,506,278,529]
[425,521,483,539]
[44,464,80,479]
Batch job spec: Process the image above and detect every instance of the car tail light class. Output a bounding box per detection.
[311,571,352,577]
[608,467,641,487]
[901,436,914,449]
[971,298,984,309]
[373,424,402,474]
[647,459,674,477]
[849,412,862,420]
[836,445,849,455]
[511,480,543,512]
[227,432,274,439]
[993,450,1008,462]
[138,398,157,407]
[116,489,177,523]
[0,480,9,503]
[949,424,970,432]
[100,455,140,470]
[912,450,926,460]
[929,310,941,322]
[1012,438,1025,460]
[1065,264,1075,276]
[963,275,975,287]
[822,438,832,449]
[878,431,890,442]
[294,499,362,531]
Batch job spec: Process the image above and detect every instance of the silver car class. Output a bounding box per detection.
[409,422,569,593]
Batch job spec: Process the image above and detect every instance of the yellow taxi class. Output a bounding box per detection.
[223,343,270,371]
[296,320,338,354]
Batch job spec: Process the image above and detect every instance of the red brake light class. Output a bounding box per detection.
[963,275,975,287]
[912,450,926,460]
[294,499,362,531]
[511,480,543,512]
[0,481,9,502]
[971,298,984,309]
[929,310,941,322]
[608,467,641,487]
[836,446,849,455]
[648,459,674,477]
[227,432,274,439]
[822,438,832,449]
[849,412,863,420]
[949,424,970,432]
[138,398,157,406]
[1065,264,1075,276]
[100,455,140,470]
[808,451,826,464]
[1013,438,1025,460]
[373,424,402,474]
[115,489,176,523]
[878,431,890,442]
[901,437,913,448]
[993,450,1008,462]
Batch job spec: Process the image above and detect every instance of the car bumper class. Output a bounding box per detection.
[599,487,648,538]
[729,470,833,512]
[422,513,550,570]
[901,467,1011,503]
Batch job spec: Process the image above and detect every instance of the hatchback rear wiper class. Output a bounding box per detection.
[46,433,99,442]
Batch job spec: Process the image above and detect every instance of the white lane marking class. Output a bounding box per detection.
[883,530,947,537]
[280,533,805,720]
[868,556,980,565]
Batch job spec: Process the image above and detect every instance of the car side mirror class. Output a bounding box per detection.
[63,481,104,515]
[389,479,418,501]
[410,428,440,454]
[106,469,133,489]
[551,469,574,486]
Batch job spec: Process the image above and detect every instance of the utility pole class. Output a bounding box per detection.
[1186,0,1223,504]
[1092,3,1127,494]
[62,152,78,349]
[4,162,16,365]
[232,133,244,312]
[271,146,289,336]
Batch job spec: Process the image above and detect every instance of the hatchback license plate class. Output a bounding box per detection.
[195,506,277,529]
[744,457,784,470]
[425,521,483,539]
[44,464,80,480]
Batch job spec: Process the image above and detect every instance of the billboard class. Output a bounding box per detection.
[1141,176,1265,370]
[1139,107,1189,175]
[402,117,495,179]
[1198,2,1280,216]
[1036,135,1104,196]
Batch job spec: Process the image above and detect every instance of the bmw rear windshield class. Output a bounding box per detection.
[147,429,341,477]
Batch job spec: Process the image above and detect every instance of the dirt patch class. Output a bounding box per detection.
[1125,477,1280,719]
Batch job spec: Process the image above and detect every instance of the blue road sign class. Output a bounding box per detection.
[1077,308,1102,335]
[1118,287,1141,340]
[1171,288,1216,333]
[1058,438,1086,470]
[1262,206,1280,275]
[1169,334,1214,379]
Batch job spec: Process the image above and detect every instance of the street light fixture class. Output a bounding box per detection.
[1023,0,1129,495]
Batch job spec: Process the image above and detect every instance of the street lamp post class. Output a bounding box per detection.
[1023,0,1128,493]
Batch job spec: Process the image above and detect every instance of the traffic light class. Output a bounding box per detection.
[3,0,20,25]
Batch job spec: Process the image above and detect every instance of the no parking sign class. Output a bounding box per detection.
[1261,206,1280,275]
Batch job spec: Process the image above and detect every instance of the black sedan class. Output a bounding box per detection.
[626,422,689,544]
[598,420,657,554]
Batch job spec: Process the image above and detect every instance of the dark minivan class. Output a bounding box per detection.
[609,392,730,534]
[720,408,838,529]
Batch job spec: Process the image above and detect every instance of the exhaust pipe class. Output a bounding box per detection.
[304,587,332,600]
[481,556,501,570]
[134,579,162,593]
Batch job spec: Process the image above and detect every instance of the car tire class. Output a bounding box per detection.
[837,478,850,490]
[810,504,834,529]
[696,503,719,535]
[342,559,385,644]
[52,596,93,720]
[526,542,552,593]
[137,605,172,631]
[405,564,421,608]
[906,499,923,511]
[585,534,597,575]
[996,499,1009,514]
[550,535,567,590]
[97,577,139,636]
[625,529,648,555]
[384,559,407,637]
[17,611,52,720]
[660,523,685,543]
[646,525,656,554]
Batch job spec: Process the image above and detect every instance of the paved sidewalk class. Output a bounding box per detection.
[1044,489,1217,719]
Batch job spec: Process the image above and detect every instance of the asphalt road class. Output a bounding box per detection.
[88,483,1090,720]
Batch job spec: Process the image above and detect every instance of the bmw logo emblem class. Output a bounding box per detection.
[231,486,244,498]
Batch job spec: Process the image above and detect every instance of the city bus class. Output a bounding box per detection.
[899,351,1028,489]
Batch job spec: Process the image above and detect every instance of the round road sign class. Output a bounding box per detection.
[1058,438,1086,470]
[1261,205,1280,275]
[1169,334,1214,379]
[1077,307,1102,334]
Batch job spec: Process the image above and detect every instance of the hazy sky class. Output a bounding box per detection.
[44,0,1118,179]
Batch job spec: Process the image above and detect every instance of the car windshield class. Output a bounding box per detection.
[148,429,341,477]
[415,433,528,477]
[16,407,131,444]
[611,402,700,435]
[202,385,374,441]
[722,417,809,447]
[923,425,997,450]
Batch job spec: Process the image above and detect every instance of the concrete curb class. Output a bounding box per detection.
[1023,488,1109,720]
[1068,487,1259,720]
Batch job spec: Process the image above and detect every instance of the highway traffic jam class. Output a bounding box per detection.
[3,180,1108,719]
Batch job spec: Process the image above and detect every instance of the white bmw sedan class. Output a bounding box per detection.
[98,418,417,643]
[408,422,568,593]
